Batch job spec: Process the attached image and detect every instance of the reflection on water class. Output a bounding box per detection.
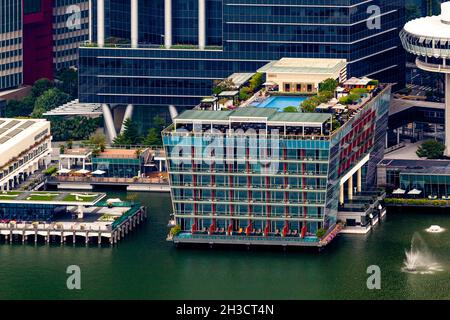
[0,192,448,300]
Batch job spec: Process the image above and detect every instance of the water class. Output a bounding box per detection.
[251,96,306,111]
[0,191,449,300]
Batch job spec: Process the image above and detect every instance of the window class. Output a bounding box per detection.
[24,0,41,14]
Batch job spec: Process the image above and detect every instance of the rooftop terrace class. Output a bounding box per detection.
[0,191,105,206]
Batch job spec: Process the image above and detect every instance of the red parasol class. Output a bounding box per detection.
[301,225,307,238]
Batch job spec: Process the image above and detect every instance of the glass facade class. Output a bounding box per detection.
[92,157,142,178]
[79,0,405,108]
[162,86,391,244]
[53,0,90,70]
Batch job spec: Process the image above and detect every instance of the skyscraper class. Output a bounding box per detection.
[0,0,22,90]
[79,0,405,134]
[0,0,89,91]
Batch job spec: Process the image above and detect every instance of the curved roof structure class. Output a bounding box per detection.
[400,3,450,59]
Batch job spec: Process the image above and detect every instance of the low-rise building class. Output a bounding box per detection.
[0,118,52,190]
[258,58,348,94]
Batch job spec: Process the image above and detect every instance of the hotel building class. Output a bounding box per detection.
[79,0,405,136]
[0,118,52,191]
[162,84,392,247]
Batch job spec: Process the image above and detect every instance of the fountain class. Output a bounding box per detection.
[402,233,443,274]
[425,225,446,233]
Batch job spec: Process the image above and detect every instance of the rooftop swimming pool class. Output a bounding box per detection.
[251,96,307,111]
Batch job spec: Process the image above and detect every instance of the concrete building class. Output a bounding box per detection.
[258,58,348,94]
[0,118,52,190]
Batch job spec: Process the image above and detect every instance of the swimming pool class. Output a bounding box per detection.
[251,96,307,111]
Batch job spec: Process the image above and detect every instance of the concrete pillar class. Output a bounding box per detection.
[97,0,105,47]
[445,74,450,156]
[198,0,206,50]
[348,176,353,201]
[120,104,134,134]
[102,104,117,143]
[164,0,172,48]
[131,0,138,48]
[357,168,362,193]
[169,105,178,120]
[88,0,93,42]
[339,184,344,205]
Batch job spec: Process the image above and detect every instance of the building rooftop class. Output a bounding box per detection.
[174,107,331,125]
[227,73,255,88]
[96,148,145,159]
[0,118,49,160]
[258,58,347,74]
[0,191,105,206]
[43,99,103,117]
[403,3,450,39]
[379,158,450,175]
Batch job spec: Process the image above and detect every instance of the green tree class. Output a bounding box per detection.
[249,72,263,91]
[88,132,107,151]
[153,115,166,130]
[239,86,252,101]
[212,78,235,95]
[143,128,161,146]
[301,98,319,113]
[56,68,78,98]
[31,78,53,98]
[32,88,71,118]
[283,106,298,113]
[113,118,141,145]
[319,78,338,93]
[416,140,445,159]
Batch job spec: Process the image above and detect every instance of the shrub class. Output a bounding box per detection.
[316,228,327,238]
[43,167,58,176]
[170,225,181,236]
[283,106,298,113]
[319,78,338,93]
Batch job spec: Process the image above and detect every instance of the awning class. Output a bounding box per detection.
[92,169,106,175]
[407,188,422,195]
[332,104,346,110]
[392,188,406,195]
[263,81,277,86]
[75,169,90,174]
[106,198,122,204]
[316,103,331,110]
[57,168,71,174]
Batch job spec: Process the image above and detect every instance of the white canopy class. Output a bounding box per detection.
[316,103,331,110]
[75,169,90,174]
[92,169,106,175]
[407,188,422,195]
[106,198,122,204]
[329,98,339,105]
[57,168,71,174]
[263,81,277,86]
[332,104,347,110]
[393,188,406,195]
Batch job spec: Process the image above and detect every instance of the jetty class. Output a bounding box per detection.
[0,191,146,245]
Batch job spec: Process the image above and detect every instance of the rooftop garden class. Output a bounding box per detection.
[0,191,104,203]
